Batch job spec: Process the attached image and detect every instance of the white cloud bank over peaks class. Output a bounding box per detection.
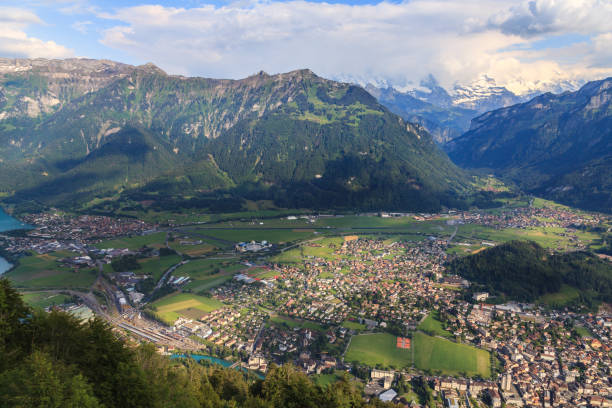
[0,7,74,59]
[99,0,612,94]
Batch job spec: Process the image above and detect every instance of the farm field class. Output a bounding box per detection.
[139,255,182,282]
[188,228,318,244]
[6,251,97,290]
[175,257,246,291]
[21,292,73,309]
[94,232,167,250]
[455,224,597,250]
[169,236,218,257]
[151,293,225,325]
[412,332,490,378]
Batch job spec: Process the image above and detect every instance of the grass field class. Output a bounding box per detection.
[313,371,350,387]
[151,293,225,325]
[188,228,317,244]
[174,257,246,292]
[169,238,218,257]
[574,325,593,338]
[418,312,453,338]
[345,333,412,369]
[139,255,182,282]
[538,284,581,307]
[94,232,166,250]
[413,332,490,378]
[6,251,97,290]
[345,332,490,377]
[21,292,73,309]
[455,224,597,250]
[267,314,326,331]
[342,320,366,331]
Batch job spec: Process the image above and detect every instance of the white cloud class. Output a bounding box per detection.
[96,0,612,94]
[485,0,612,38]
[71,20,93,34]
[0,6,74,58]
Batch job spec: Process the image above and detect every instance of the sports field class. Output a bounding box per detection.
[151,293,225,325]
[345,333,412,369]
[345,332,490,377]
[412,332,490,378]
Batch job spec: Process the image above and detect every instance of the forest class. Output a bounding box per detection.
[448,241,612,305]
[0,278,393,408]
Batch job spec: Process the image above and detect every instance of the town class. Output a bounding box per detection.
[1,200,611,408]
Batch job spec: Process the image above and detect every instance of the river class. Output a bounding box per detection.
[171,354,265,379]
[0,207,30,275]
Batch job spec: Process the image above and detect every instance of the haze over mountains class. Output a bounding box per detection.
[0,58,470,212]
[359,74,585,145]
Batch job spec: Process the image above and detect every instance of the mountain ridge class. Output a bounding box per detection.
[0,58,471,212]
[447,77,612,213]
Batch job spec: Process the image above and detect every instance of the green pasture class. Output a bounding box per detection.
[21,292,73,309]
[151,292,224,325]
[94,232,166,250]
[6,251,97,290]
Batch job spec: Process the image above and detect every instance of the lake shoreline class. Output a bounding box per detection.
[0,207,32,275]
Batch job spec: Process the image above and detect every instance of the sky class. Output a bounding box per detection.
[1,0,612,94]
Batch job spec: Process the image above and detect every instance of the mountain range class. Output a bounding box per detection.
[447,77,612,213]
[365,75,540,145]
[0,58,471,213]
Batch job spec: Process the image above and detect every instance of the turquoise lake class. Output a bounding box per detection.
[0,207,30,275]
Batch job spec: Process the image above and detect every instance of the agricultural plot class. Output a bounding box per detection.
[6,251,97,290]
[139,255,182,282]
[189,228,318,244]
[455,224,597,250]
[175,257,246,292]
[169,237,218,257]
[94,232,167,250]
[151,293,225,325]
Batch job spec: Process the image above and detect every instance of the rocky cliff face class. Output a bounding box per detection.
[0,58,137,120]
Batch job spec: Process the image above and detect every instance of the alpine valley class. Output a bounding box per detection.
[0,58,471,213]
[448,77,612,213]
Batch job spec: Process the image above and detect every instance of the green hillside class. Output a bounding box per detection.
[448,240,612,309]
[0,61,472,212]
